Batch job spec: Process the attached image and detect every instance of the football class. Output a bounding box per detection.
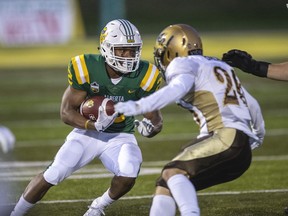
[80,96,115,121]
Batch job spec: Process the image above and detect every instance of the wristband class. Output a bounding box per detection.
[254,61,270,77]
[85,120,91,129]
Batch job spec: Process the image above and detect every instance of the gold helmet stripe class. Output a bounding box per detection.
[72,55,90,84]
[141,63,159,91]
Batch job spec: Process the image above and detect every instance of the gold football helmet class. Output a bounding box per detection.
[154,24,203,75]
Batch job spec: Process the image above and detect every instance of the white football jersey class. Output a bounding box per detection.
[135,55,265,145]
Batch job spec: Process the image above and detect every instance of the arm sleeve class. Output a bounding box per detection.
[244,88,265,144]
[135,73,195,113]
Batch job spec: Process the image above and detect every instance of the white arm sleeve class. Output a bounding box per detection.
[244,88,265,145]
[136,73,195,114]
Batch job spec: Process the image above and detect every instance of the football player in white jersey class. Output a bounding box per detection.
[115,24,265,216]
[222,49,288,81]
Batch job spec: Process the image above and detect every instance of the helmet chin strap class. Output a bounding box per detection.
[105,62,122,77]
[188,49,203,56]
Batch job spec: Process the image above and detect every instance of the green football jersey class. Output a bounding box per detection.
[67,54,162,133]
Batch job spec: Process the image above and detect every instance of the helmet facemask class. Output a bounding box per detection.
[106,43,141,73]
[100,19,143,74]
[154,47,166,76]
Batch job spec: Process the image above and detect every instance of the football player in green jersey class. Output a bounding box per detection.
[10,19,163,216]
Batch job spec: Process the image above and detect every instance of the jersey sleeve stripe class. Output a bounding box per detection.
[71,56,82,84]
[68,67,73,85]
[72,55,90,84]
[140,64,159,91]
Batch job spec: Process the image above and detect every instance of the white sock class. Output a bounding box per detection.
[10,195,35,216]
[167,174,200,216]
[98,189,115,208]
[149,194,176,216]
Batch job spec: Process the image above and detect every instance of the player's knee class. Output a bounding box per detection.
[43,164,69,185]
[118,143,142,177]
[118,161,141,178]
[162,168,186,182]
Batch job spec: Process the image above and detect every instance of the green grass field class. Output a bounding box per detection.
[0,32,288,216]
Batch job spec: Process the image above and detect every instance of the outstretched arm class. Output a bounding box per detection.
[222,49,288,81]
[222,49,270,78]
[115,73,194,116]
[267,62,288,81]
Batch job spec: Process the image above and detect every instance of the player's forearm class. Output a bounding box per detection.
[267,62,288,81]
[61,107,88,129]
[137,84,186,114]
[137,75,193,114]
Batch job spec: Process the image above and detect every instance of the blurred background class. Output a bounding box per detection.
[81,0,288,35]
[0,0,287,68]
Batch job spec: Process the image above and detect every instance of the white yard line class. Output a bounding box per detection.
[0,167,162,182]
[13,128,288,148]
[26,188,288,205]
[0,155,288,181]
[1,154,288,169]
[1,157,288,206]
[3,189,288,206]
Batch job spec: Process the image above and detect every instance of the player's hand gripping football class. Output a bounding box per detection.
[94,106,118,132]
[134,118,155,137]
[222,49,270,77]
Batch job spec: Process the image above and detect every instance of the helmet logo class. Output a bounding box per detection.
[100,27,108,44]
[157,33,166,45]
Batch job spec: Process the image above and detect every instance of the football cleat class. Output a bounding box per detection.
[83,198,105,216]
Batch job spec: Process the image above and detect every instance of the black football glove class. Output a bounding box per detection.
[222,49,270,77]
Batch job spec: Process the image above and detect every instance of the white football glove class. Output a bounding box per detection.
[134,118,154,137]
[249,138,262,150]
[249,123,265,150]
[0,126,16,154]
[94,106,118,132]
[114,100,142,116]
[249,132,265,150]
